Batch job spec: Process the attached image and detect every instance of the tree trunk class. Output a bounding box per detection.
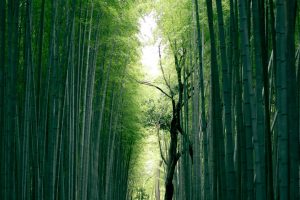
[0,0,6,197]
[238,0,256,199]
[275,0,288,199]
[205,0,226,198]
[192,0,204,199]
[215,1,236,198]
[252,0,266,198]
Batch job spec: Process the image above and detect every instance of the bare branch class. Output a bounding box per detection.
[179,47,187,67]
[177,142,193,164]
[139,81,173,99]
[181,94,192,108]
[158,44,174,96]
[157,125,168,165]
[184,67,194,82]
[125,71,173,99]
[177,125,193,163]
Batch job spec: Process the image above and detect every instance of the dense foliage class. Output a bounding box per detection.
[0,0,143,199]
[139,0,300,199]
[1,0,300,200]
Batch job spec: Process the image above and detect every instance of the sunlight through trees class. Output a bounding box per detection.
[0,0,299,200]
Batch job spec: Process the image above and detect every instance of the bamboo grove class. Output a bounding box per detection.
[0,0,300,200]
[148,0,300,199]
[0,0,143,200]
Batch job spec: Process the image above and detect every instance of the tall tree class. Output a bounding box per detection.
[0,0,6,197]
[192,0,206,199]
[275,0,288,199]
[238,0,256,199]
[205,0,226,199]
[252,0,266,198]
[215,0,236,198]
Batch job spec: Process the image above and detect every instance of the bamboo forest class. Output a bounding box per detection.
[1,0,300,199]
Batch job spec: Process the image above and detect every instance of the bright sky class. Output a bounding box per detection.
[136,13,162,193]
[138,12,160,79]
